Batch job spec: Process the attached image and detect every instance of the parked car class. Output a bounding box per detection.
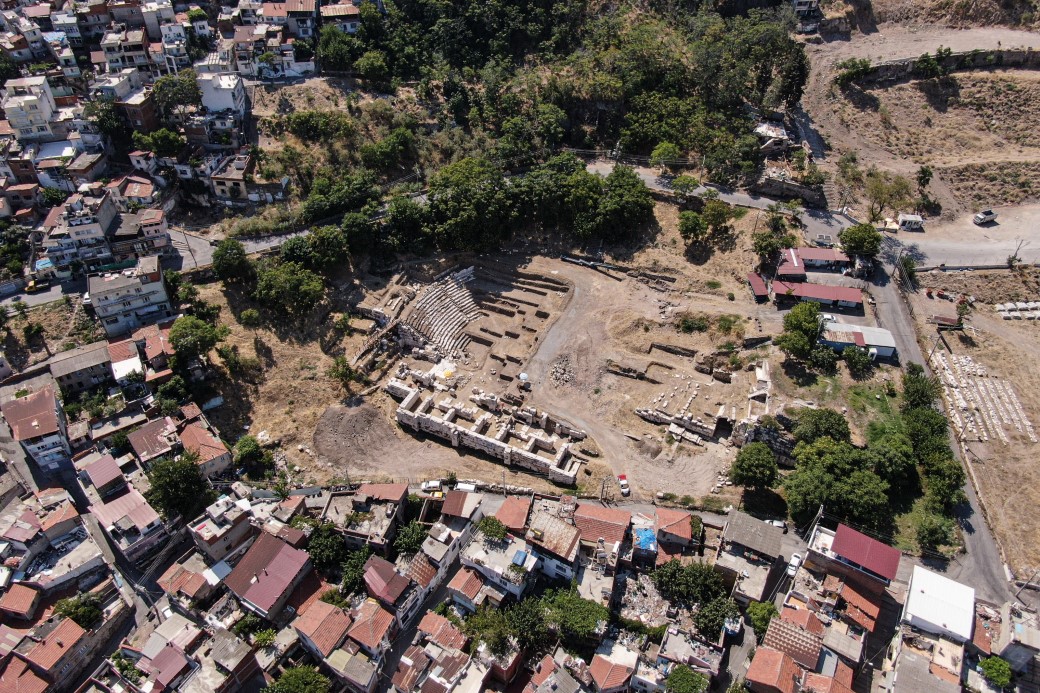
[768,520,788,533]
[820,313,836,324]
[81,292,91,306]
[421,480,442,492]
[973,209,997,225]
[617,474,630,496]
[787,553,803,577]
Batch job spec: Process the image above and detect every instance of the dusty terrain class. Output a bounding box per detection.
[3,297,104,372]
[801,26,1040,218]
[908,270,1040,573]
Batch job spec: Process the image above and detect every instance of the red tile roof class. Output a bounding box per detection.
[0,584,39,618]
[973,616,993,655]
[655,507,693,541]
[347,599,394,651]
[179,422,229,466]
[0,655,47,693]
[831,524,900,581]
[780,607,825,636]
[746,647,801,693]
[573,504,630,546]
[447,567,483,600]
[40,501,78,532]
[839,582,880,632]
[107,339,139,363]
[495,496,532,533]
[417,612,467,650]
[292,599,352,657]
[441,490,470,518]
[225,531,311,615]
[357,483,407,504]
[802,673,854,693]
[157,561,209,600]
[141,643,191,688]
[529,654,557,688]
[363,555,411,605]
[407,552,436,589]
[392,644,430,690]
[589,654,633,690]
[1,387,59,441]
[763,617,823,670]
[23,618,85,672]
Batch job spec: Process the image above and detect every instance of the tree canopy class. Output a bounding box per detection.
[253,261,325,318]
[268,666,331,693]
[146,453,215,520]
[308,522,349,575]
[55,593,102,628]
[169,315,220,363]
[774,301,820,361]
[652,560,727,606]
[794,407,851,445]
[731,442,778,490]
[152,69,202,122]
[838,223,883,258]
[666,664,709,693]
[212,239,253,283]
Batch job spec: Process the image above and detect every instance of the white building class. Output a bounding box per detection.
[198,72,247,117]
[818,323,898,360]
[0,386,71,472]
[901,566,975,643]
[2,76,57,142]
[87,256,173,337]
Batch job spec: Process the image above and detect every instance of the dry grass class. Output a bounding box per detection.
[3,298,104,372]
[916,267,1040,304]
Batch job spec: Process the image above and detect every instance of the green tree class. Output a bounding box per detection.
[329,356,364,389]
[678,211,708,245]
[864,168,913,221]
[280,235,313,267]
[212,239,253,283]
[146,452,215,520]
[843,345,873,377]
[731,442,778,490]
[268,666,331,693]
[809,345,838,373]
[84,98,129,141]
[187,7,207,22]
[42,188,68,208]
[394,520,427,556]
[775,301,821,361]
[746,601,778,637]
[506,597,550,651]
[253,628,277,647]
[838,223,883,258]
[308,522,348,575]
[239,308,261,331]
[427,158,515,251]
[253,261,325,318]
[595,164,654,243]
[152,68,202,122]
[784,438,890,528]
[55,593,102,628]
[693,597,738,639]
[650,142,682,171]
[341,546,371,595]
[701,199,736,233]
[234,435,263,465]
[671,175,700,203]
[794,407,851,444]
[752,230,797,261]
[666,664,709,693]
[901,363,941,411]
[132,128,185,157]
[916,512,953,550]
[916,165,933,194]
[465,606,513,656]
[980,656,1012,689]
[477,516,507,541]
[542,588,610,642]
[652,560,726,606]
[355,50,389,81]
[169,315,220,363]
[307,225,350,271]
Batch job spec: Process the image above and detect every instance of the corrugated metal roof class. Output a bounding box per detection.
[831,524,900,580]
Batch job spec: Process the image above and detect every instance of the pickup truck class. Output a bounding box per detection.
[973,209,997,225]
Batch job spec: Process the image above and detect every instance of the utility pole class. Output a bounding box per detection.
[1015,566,1040,601]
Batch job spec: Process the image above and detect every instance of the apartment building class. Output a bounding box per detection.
[0,385,71,472]
[42,188,118,270]
[87,256,172,337]
[2,76,57,142]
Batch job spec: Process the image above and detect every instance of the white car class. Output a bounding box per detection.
[768,520,788,533]
[787,553,803,577]
[820,313,836,324]
[618,475,630,496]
[973,209,997,225]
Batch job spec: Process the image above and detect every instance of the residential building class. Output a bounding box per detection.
[157,550,220,609]
[2,76,56,142]
[447,565,505,614]
[99,27,150,74]
[13,616,88,690]
[1,385,70,471]
[224,530,311,619]
[47,341,113,394]
[179,420,232,477]
[179,628,261,693]
[108,208,172,262]
[526,509,581,582]
[818,324,898,361]
[43,188,118,270]
[901,566,975,643]
[746,647,802,693]
[87,256,172,337]
[78,451,127,499]
[363,554,420,625]
[106,175,157,210]
[127,415,179,466]
[292,599,353,662]
[495,495,532,534]
[772,281,863,310]
[346,598,396,662]
[792,0,820,17]
[715,510,784,605]
[189,494,255,561]
[198,72,247,118]
[320,3,360,33]
[461,528,538,599]
[807,523,901,587]
[90,487,167,563]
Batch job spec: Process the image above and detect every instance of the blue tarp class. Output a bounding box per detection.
[34,258,53,272]
[635,527,657,552]
[512,550,528,566]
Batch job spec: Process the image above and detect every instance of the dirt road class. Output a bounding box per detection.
[895,204,1040,266]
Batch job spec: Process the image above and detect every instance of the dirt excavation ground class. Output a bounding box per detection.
[910,269,1040,573]
[801,25,1040,218]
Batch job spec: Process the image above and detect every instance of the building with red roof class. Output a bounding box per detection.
[0,655,48,693]
[495,496,532,534]
[746,647,802,693]
[0,584,40,620]
[763,617,824,670]
[363,555,418,624]
[15,617,86,688]
[89,488,166,564]
[346,598,396,661]
[292,599,353,659]
[589,654,634,693]
[1,387,70,472]
[748,272,770,302]
[830,524,900,584]
[417,612,468,651]
[178,421,232,478]
[573,504,631,548]
[157,553,216,607]
[802,673,855,693]
[224,531,312,619]
[772,281,863,309]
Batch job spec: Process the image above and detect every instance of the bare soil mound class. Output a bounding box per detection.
[868,0,1037,27]
[313,403,402,473]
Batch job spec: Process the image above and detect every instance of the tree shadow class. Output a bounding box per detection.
[840,84,881,112]
[740,488,788,519]
[253,335,276,367]
[781,359,818,388]
[916,76,960,114]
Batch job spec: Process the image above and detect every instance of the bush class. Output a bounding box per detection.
[55,593,102,628]
[478,516,507,541]
[980,656,1012,689]
[843,345,873,378]
[747,601,778,637]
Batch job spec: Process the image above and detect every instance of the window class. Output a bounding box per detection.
[36,126,46,132]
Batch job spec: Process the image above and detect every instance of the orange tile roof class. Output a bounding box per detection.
[407,552,436,589]
[292,599,352,657]
[40,501,78,532]
[573,504,630,545]
[357,483,407,504]
[1,387,59,441]
[529,654,557,688]
[802,673,855,693]
[447,567,482,600]
[780,606,825,636]
[157,562,209,600]
[495,496,531,533]
[347,599,394,651]
[23,618,85,672]
[973,616,993,655]
[0,584,39,618]
[107,339,139,363]
[839,583,879,632]
[179,422,229,465]
[417,612,467,651]
[589,655,633,690]
[930,662,961,685]
[0,655,47,693]
[763,617,823,670]
[746,647,801,693]
[656,507,693,541]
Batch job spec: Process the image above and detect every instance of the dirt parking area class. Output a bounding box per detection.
[907,281,1040,574]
